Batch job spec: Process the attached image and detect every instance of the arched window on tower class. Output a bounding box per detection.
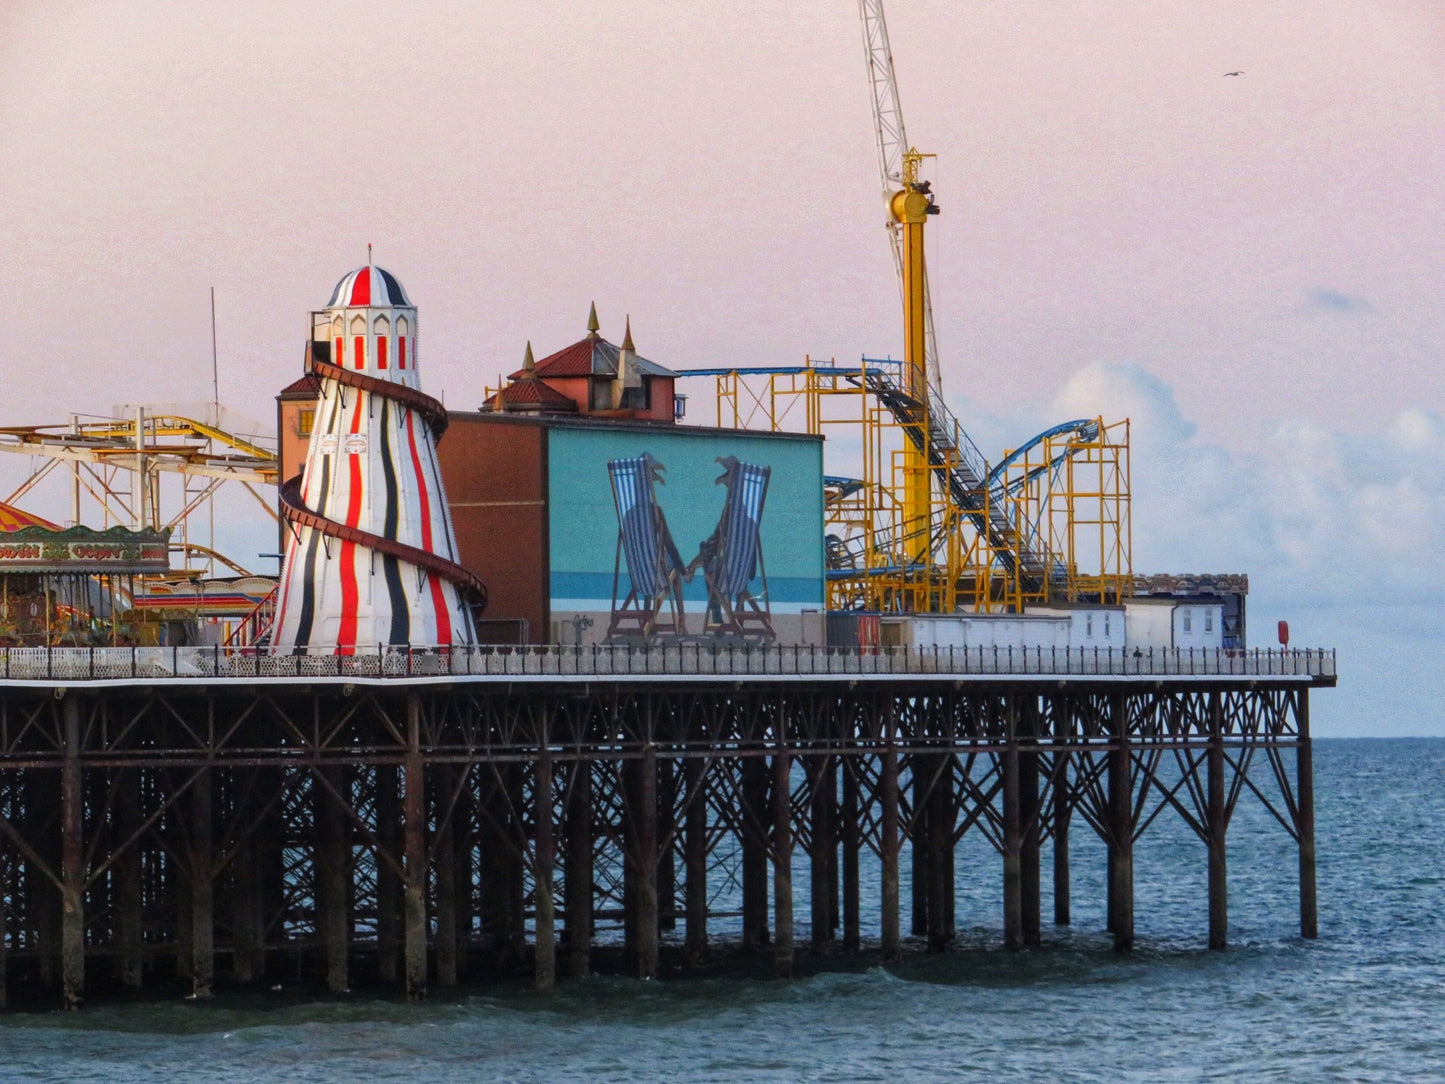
[374,315,390,370]
[332,316,344,367]
[397,315,409,370]
[350,315,367,370]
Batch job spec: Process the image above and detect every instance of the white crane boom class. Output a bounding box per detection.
[859,0,941,390]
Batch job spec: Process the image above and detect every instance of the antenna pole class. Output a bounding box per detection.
[210,286,220,413]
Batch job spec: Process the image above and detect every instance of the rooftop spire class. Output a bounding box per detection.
[522,340,535,374]
[621,314,635,352]
[587,301,600,339]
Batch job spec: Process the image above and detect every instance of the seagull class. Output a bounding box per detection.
[1224,71,1244,76]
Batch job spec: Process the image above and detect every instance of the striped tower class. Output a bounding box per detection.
[271,264,484,654]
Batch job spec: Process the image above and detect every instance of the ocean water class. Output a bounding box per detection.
[2,738,1442,1082]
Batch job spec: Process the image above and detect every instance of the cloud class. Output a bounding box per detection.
[1305,288,1372,314]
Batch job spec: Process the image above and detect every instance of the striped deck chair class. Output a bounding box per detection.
[605,454,689,640]
[689,456,775,641]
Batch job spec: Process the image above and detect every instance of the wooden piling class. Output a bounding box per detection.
[634,746,660,980]
[533,741,556,991]
[683,755,708,966]
[1020,701,1042,948]
[880,739,901,962]
[1052,746,1072,928]
[1208,692,1228,951]
[1002,735,1023,951]
[564,759,593,977]
[190,766,215,998]
[1297,689,1318,940]
[434,764,459,988]
[927,754,955,952]
[772,748,794,979]
[115,769,144,988]
[741,753,770,951]
[1108,692,1134,951]
[810,754,836,951]
[841,759,861,953]
[376,764,401,986]
[402,695,427,1001]
[60,695,84,1010]
[316,765,349,993]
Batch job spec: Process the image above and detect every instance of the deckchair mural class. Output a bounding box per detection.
[688,456,775,641]
[606,454,689,640]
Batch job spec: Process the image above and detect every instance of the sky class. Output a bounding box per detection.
[0,1,1441,735]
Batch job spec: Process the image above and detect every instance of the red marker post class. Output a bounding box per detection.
[1277,620,1290,649]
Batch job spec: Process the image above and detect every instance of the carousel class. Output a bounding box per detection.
[0,501,170,646]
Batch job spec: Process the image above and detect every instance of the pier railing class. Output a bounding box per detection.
[0,643,1336,682]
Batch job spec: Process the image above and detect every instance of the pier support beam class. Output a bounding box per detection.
[683,755,708,967]
[534,742,556,991]
[1052,747,1072,928]
[1297,690,1318,940]
[565,760,593,978]
[376,765,401,986]
[772,748,794,979]
[60,695,85,1010]
[434,764,459,988]
[1208,693,1228,951]
[189,767,215,999]
[1107,692,1134,951]
[810,754,836,951]
[402,696,427,1001]
[1020,701,1042,949]
[1002,731,1023,951]
[741,753,770,952]
[880,739,901,962]
[631,746,660,980]
[315,766,349,994]
[842,760,861,953]
[116,770,144,988]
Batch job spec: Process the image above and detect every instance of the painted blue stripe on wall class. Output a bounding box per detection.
[550,572,823,605]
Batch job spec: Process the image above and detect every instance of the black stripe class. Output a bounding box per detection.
[378,268,408,305]
[292,455,331,648]
[378,398,409,645]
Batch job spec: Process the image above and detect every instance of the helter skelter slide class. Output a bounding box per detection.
[271,264,486,654]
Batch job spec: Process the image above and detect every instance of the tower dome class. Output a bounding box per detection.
[326,265,412,309]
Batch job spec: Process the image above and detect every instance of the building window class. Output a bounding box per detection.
[1183,610,1192,633]
[1086,613,1094,637]
[297,407,315,437]
[1104,612,1111,637]
[1205,611,1214,633]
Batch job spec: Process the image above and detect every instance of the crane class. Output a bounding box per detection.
[859,0,941,392]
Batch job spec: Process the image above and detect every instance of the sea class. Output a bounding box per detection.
[1,737,1441,1083]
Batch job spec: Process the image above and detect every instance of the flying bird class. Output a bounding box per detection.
[1224,71,1244,76]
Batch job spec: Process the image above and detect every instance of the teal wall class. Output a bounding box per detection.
[547,427,824,611]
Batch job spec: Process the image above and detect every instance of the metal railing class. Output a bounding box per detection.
[0,644,1337,682]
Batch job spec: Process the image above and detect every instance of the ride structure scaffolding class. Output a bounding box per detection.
[693,358,1132,615]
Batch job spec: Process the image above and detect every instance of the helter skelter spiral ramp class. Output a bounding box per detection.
[270,263,485,654]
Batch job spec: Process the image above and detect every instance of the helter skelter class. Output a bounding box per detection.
[271,263,485,653]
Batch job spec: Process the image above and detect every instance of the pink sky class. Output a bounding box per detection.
[1,1,1441,732]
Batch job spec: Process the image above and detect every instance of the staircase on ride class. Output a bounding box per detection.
[860,370,1063,594]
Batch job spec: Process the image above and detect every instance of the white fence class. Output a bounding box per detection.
[0,644,1337,682]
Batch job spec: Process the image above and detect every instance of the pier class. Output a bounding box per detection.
[0,644,1331,1008]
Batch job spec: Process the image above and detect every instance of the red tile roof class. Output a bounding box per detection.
[510,336,677,380]
[484,376,578,413]
[279,373,323,396]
